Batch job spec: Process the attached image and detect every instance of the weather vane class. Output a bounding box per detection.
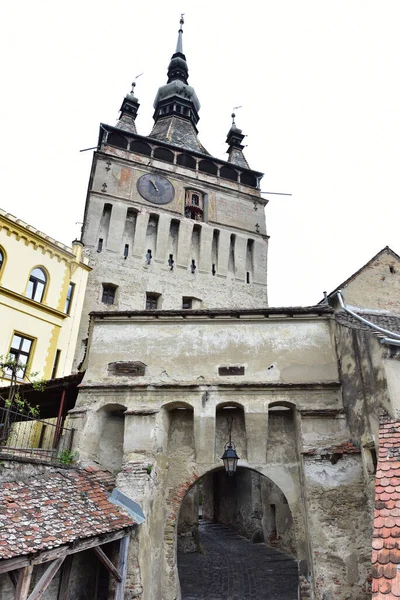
[231,105,243,125]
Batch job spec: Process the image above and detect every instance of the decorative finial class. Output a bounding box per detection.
[176,14,185,53]
[232,106,242,126]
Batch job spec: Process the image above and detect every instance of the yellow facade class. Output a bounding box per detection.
[0,208,90,385]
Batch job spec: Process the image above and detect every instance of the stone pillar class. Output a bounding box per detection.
[155,213,171,264]
[83,200,105,247]
[107,203,128,252]
[234,234,247,281]
[177,220,194,268]
[217,229,231,277]
[193,401,215,464]
[245,409,268,464]
[132,211,150,258]
[198,225,213,274]
[253,238,268,285]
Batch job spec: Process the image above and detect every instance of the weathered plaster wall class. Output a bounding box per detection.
[337,250,400,313]
[303,454,372,600]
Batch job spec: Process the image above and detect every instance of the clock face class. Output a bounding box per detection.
[137,174,175,205]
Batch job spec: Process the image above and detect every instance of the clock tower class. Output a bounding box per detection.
[76,17,268,360]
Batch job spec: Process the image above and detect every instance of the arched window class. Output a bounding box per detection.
[27,267,47,302]
[0,248,4,271]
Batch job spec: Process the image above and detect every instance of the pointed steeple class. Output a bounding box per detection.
[116,81,140,134]
[149,16,209,154]
[226,113,250,169]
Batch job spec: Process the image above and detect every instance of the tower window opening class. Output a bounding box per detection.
[192,194,199,206]
[182,297,193,309]
[146,249,152,264]
[146,292,160,310]
[124,244,129,259]
[390,265,396,274]
[168,254,174,270]
[246,272,250,284]
[102,284,117,305]
[191,260,196,274]
[97,238,103,253]
[212,263,216,276]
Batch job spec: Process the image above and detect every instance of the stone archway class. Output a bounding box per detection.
[175,466,299,600]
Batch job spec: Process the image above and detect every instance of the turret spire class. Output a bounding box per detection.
[226,111,250,168]
[116,76,141,133]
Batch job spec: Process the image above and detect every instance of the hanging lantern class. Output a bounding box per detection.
[221,416,239,475]
[221,442,239,476]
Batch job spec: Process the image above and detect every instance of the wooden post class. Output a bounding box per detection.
[27,557,64,600]
[115,535,130,600]
[15,565,33,600]
[57,555,73,600]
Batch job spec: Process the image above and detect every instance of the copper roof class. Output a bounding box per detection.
[0,466,135,560]
[372,418,400,598]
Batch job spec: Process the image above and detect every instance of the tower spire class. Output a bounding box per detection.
[176,14,184,54]
[149,16,209,154]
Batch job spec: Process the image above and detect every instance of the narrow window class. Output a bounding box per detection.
[4,334,34,379]
[0,248,3,271]
[102,284,116,305]
[191,260,196,274]
[124,244,129,259]
[27,268,47,302]
[146,249,152,264]
[168,254,174,270]
[97,238,103,252]
[246,272,250,284]
[390,265,396,274]
[64,282,75,314]
[146,293,160,310]
[192,194,199,206]
[212,264,216,276]
[182,297,193,309]
[51,349,61,379]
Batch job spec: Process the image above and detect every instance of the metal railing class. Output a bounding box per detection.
[0,406,74,465]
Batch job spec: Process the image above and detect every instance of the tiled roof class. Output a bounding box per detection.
[372,419,400,598]
[0,466,135,560]
[336,311,400,335]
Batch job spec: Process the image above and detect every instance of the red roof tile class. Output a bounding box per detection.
[0,466,135,560]
[372,418,400,598]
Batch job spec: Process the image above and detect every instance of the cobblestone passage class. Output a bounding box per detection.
[178,521,299,600]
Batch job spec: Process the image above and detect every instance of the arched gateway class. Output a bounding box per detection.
[176,467,299,600]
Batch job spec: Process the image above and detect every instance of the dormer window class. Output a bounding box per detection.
[185,190,204,221]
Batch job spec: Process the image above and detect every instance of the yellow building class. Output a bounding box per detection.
[0,208,90,385]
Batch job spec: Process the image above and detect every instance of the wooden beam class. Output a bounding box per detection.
[15,565,33,600]
[115,535,130,600]
[27,558,64,600]
[57,555,73,600]
[92,546,122,582]
[0,556,30,575]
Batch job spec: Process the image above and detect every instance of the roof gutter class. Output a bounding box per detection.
[335,290,400,344]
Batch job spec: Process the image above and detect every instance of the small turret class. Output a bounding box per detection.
[226,113,250,169]
[116,81,140,134]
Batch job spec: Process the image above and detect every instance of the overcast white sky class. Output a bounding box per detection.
[1,1,399,306]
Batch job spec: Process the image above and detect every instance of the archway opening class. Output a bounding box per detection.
[177,467,299,600]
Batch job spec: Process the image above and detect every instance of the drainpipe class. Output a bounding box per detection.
[335,290,400,344]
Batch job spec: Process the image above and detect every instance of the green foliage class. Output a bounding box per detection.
[0,355,45,418]
[58,449,79,465]
[146,465,153,475]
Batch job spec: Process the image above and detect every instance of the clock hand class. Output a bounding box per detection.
[149,178,159,192]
